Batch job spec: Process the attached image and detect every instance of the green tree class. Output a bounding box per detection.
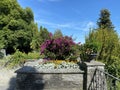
[53,29,63,39]
[96,9,119,60]
[0,0,37,54]
[30,26,50,51]
[39,26,50,44]
[86,9,119,60]
[97,9,114,29]
[85,9,120,76]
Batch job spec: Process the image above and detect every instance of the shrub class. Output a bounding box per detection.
[6,50,26,68]
[105,56,120,77]
[27,52,42,59]
[5,50,44,68]
[40,36,77,60]
[0,52,4,59]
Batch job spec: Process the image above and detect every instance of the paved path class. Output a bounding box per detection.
[0,68,17,90]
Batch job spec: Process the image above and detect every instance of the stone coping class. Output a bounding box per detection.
[15,66,84,74]
[84,60,105,66]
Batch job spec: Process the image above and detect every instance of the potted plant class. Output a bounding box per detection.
[80,44,98,62]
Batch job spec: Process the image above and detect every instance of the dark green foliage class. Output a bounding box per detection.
[22,7,34,24]
[0,0,37,54]
[97,9,114,29]
[39,26,50,45]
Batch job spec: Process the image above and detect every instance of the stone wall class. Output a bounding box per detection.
[15,61,105,90]
[15,67,84,90]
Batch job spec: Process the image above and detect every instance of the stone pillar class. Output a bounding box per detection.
[0,49,6,58]
[82,61,106,90]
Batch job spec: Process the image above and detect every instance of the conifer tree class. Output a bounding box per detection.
[97,9,114,29]
[85,9,120,76]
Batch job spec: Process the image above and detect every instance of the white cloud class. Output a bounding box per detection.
[38,0,62,2]
[36,19,95,31]
[82,21,96,31]
[36,20,71,28]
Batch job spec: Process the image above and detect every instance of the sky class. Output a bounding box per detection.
[17,0,120,43]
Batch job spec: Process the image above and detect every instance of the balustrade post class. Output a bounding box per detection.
[82,61,106,90]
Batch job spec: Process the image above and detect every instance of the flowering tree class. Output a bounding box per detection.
[40,35,77,60]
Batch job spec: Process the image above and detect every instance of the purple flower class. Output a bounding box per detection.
[40,36,77,60]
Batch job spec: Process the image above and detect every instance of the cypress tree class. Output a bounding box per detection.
[97,9,114,29]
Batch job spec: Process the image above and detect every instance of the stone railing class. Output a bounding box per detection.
[15,60,105,90]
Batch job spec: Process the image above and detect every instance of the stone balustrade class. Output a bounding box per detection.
[15,60,105,90]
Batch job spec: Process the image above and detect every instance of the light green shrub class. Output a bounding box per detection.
[7,50,26,68]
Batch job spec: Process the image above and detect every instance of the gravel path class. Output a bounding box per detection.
[0,59,43,90]
[0,68,17,90]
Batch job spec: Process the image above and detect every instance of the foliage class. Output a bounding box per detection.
[86,9,119,60]
[40,35,77,60]
[53,29,63,39]
[85,28,119,60]
[97,9,114,29]
[85,30,101,52]
[105,56,120,77]
[85,9,120,77]
[0,52,4,59]
[5,50,43,68]
[80,43,97,61]
[39,26,50,45]
[0,0,37,54]
[27,52,42,59]
[31,26,50,51]
[0,31,5,49]
[6,50,26,68]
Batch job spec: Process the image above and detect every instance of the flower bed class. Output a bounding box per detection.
[37,60,79,69]
[24,59,80,70]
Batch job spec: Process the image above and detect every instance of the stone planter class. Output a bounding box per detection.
[15,59,106,90]
[15,60,84,90]
[15,67,84,90]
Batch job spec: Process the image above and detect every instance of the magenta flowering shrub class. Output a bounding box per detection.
[40,36,76,60]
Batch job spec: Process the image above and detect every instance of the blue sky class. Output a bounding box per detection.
[18,0,120,43]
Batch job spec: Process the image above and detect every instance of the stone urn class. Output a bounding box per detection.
[88,53,97,62]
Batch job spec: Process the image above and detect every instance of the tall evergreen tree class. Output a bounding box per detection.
[85,9,120,76]
[97,9,114,29]
[85,9,119,61]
